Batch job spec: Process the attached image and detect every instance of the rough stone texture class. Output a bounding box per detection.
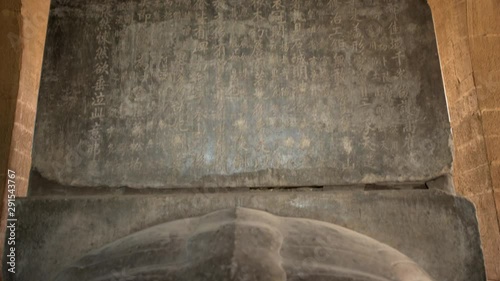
[53,208,435,281]
[31,0,452,188]
[428,0,500,279]
[3,190,485,281]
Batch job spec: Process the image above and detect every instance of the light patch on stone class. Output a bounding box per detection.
[343,137,353,154]
[284,137,295,148]
[300,138,311,149]
[234,119,247,131]
[173,135,183,146]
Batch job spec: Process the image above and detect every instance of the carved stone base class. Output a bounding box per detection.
[4,190,485,281]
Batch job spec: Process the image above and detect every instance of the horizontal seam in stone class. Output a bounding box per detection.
[15,99,37,111]
[460,162,489,174]
[470,34,500,38]
[491,160,500,166]
[468,190,495,198]
[481,109,500,113]
[12,147,31,158]
[12,122,34,134]
[455,136,487,149]
[450,87,477,105]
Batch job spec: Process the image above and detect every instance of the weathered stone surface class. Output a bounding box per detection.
[53,208,434,281]
[3,190,485,281]
[32,0,452,188]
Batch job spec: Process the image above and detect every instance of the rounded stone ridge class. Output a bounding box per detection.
[53,208,434,281]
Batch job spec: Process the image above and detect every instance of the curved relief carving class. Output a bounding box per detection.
[54,208,433,281]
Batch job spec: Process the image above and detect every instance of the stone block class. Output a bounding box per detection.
[491,163,500,190]
[481,110,500,136]
[454,138,489,172]
[2,190,485,281]
[470,192,500,280]
[485,135,500,163]
[31,0,452,189]
[455,163,492,196]
[453,111,483,146]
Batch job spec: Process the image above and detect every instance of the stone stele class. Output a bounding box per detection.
[32,0,451,189]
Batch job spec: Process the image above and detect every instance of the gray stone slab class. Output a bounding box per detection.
[32,0,452,188]
[4,190,485,280]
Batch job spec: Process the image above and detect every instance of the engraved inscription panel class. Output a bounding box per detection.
[33,0,452,188]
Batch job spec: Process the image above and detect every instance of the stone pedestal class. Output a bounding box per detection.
[6,190,484,281]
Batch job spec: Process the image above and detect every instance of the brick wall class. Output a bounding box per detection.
[0,0,50,276]
[0,2,23,270]
[0,0,22,207]
[5,0,50,197]
[429,0,500,280]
